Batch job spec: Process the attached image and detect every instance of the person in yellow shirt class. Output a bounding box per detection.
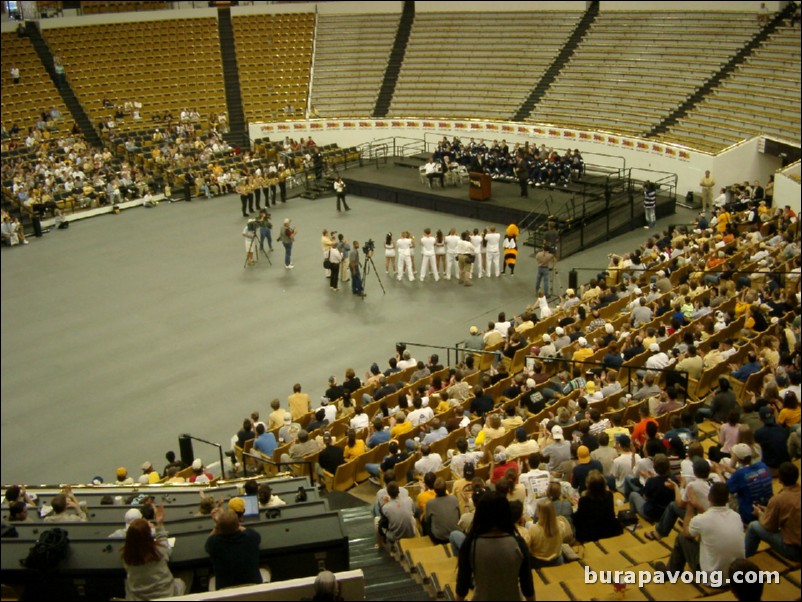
[572,337,594,363]
[343,429,367,461]
[416,472,437,520]
[390,411,413,439]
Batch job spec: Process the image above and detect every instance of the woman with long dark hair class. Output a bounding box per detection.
[455,491,534,601]
[121,507,185,600]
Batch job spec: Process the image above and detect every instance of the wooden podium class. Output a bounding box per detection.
[469,172,491,201]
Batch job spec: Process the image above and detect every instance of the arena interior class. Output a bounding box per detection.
[1,1,801,600]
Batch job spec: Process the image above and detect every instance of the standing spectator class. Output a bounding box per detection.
[205,510,263,590]
[396,231,415,282]
[326,243,342,292]
[643,181,657,229]
[121,509,185,600]
[10,64,20,84]
[277,218,296,269]
[535,244,556,297]
[350,240,365,297]
[455,491,534,602]
[755,406,791,470]
[483,226,502,278]
[333,176,349,212]
[699,170,715,216]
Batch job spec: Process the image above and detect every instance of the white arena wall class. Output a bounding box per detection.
[249,118,792,200]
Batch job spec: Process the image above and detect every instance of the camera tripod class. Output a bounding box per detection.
[244,230,272,268]
[361,251,385,300]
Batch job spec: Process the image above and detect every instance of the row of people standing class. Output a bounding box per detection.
[236,169,291,217]
[321,229,364,295]
[384,224,521,282]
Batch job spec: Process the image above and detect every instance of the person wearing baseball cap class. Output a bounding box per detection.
[715,443,773,524]
[571,445,603,493]
[572,338,593,363]
[541,425,570,473]
[115,467,134,485]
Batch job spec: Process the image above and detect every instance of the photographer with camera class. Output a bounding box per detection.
[256,209,273,253]
[535,244,556,297]
[243,219,258,266]
[351,240,365,297]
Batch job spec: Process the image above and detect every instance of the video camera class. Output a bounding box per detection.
[246,220,258,233]
[363,238,375,255]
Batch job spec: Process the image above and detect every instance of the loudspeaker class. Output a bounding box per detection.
[179,435,194,467]
[568,269,578,291]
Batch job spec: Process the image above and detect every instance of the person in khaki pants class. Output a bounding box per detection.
[699,170,716,216]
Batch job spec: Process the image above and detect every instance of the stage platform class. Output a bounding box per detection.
[340,155,610,230]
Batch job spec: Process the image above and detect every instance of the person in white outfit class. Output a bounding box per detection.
[396,231,415,281]
[484,226,501,277]
[444,228,461,280]
[420,228,439,282]
[470,228,484,279]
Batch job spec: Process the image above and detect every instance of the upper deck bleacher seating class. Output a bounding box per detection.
[0,32,71,138]
[528,11,763,137]
[311,13,400,118]
[388,12,582,120]
[660,23,802,152]
[42,18,226,134]
[232,13,315,124]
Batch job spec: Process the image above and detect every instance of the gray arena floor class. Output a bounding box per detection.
[0,190,695,485]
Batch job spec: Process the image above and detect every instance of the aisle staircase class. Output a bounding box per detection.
[647,3,796,138]
[513,1,600,122]
[217,7,249,149]
[373,1,415,118]
[25,22,101,148]
[338,504,434,601]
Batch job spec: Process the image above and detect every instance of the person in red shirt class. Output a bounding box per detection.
[490,446,518,484]
[631,404,658,450]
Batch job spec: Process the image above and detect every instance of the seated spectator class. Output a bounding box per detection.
[646,457,717,541]
[317,432,345,483]
[490,447,518,484]
[628,454,676,523]
[268,398,287,430]
[44,487,87,522]
[528,499,566,568]
[189,459,213,484]
[343,428,366,461]
[573,470,623,542]
[236,419,255,449]
[717,444,774,525]
[257,484,285,509]
[590,432,618,476]
[414,444,443,477]
[108,508,143,539]
[744,461,800,562]
[253,423,277,457]
[367,417,391,449]
[571,445,603,494]
[660,482,744,577]
[506,427,540,460]
[378,482,417,545]
[425,478,459,544]
[122,509,185,599]
[115,467,135,485]
[730,352,762,383]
